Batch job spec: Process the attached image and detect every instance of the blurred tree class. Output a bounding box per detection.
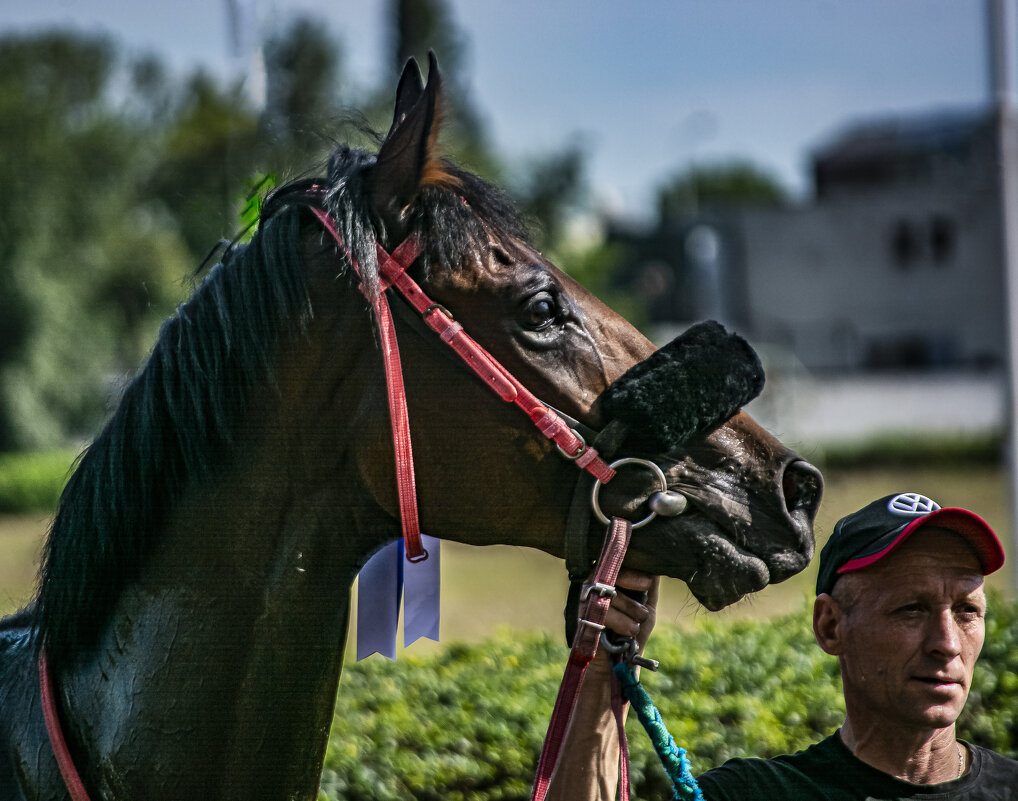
[511,143,587,252]
[125,53,178,129]
[261,16,347,169]
[656,161,788,221]
[0,31,189,450]
[146,71,261,258]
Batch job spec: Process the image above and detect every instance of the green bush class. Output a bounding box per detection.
[324,598,1018,800]
[820,431,1002,469]
[0,450,76,513]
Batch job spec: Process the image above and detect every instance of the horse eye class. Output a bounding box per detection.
[521,292,558,331]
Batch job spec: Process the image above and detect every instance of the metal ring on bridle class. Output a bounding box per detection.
[556,429,587,461]
[423,302,452,319]
[591,457,668,529]
[598,631,638,657]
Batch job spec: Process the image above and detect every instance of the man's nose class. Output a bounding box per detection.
[925,609,962,657]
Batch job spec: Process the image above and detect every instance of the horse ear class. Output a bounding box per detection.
[386,57,425,139]
[370,51,456,236]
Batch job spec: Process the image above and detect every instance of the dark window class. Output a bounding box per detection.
[930,215,955,264]
[891,220,918,268]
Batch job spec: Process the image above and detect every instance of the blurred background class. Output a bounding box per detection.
[1,0,1016,652]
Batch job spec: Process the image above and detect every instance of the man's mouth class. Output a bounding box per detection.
[913,675,962,689]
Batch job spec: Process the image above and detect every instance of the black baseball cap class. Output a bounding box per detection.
[816,492,1005,596]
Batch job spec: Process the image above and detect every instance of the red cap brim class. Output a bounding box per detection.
[837,507,1005,576]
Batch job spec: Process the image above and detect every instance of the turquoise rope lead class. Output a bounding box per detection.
[612,662,704,801]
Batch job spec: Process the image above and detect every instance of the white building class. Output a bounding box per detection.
[612,106,1009,374]
[742,107,1007,372]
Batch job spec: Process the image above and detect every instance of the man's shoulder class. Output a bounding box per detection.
[697,737,1018,801]
[968,741,1018,779]
[696,735,854,800]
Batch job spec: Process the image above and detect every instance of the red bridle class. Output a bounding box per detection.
[305,202,636,799]
[306,202,616,561]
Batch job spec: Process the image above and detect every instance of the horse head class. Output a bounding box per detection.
[292,53,821,610]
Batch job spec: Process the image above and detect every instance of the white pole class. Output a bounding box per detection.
[224,0,266,111]
[989,0,1018,591]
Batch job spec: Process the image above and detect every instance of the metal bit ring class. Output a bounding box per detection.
[591,457,668,529]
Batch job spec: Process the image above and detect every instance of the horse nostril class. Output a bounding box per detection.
[781,460,823,521]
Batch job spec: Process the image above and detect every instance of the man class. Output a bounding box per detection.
[548,492,1018,799]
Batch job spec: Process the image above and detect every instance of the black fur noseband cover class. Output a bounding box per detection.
[599,320,765,452]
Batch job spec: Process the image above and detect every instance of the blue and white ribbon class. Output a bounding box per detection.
[356,536,441,660]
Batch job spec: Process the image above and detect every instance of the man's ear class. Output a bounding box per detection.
[813,593,844,656]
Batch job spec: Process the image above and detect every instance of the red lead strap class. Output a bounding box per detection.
[530,517,633,801]
[308,205,616,561]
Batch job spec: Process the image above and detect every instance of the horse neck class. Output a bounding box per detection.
[61,290,399,800]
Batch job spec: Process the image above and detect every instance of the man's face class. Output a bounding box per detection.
[814,527,986,735]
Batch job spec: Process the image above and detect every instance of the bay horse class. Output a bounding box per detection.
[0,56,821,800]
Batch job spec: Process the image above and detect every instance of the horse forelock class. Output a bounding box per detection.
[35,208,313,668]
[413,165,531,276]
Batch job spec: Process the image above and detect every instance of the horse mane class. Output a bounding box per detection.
[35,208,314,667]
[33,143,530,669]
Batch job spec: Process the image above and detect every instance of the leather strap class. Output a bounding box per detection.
[373,235,616,483]
[39,649,93,801]
[563,418,631,645]
[531,517,633,801]
[366,275,428,560]
[309,207,429,559]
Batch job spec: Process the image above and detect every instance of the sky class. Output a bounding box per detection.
[1,0,1002,222]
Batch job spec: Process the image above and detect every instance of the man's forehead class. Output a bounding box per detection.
[839,567,985,613]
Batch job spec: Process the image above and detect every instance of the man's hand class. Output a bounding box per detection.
[547,570,662,800]
[603,569,659,654]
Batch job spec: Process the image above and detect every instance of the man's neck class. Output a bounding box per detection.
[838,722,966,784]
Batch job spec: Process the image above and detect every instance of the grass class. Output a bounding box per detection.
[0,449,77,513]
[0,513,48,616]
[3,463,1013,649]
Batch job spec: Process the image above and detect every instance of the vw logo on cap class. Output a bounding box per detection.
[887,493,940,517]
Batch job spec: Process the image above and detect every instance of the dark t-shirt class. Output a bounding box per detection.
[696,733,1018,800]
